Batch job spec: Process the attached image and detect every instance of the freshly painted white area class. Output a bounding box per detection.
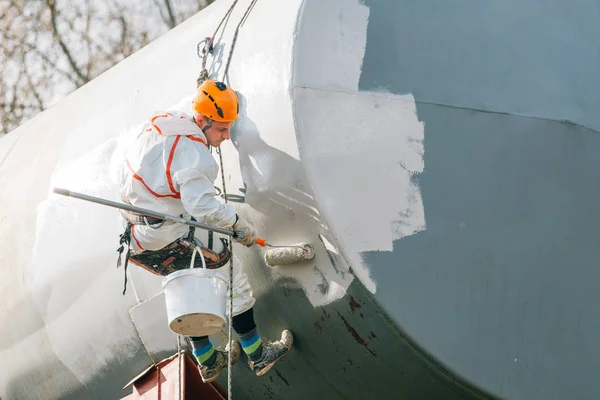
[293,0,370,91]
[0,0,309,395]
[1,0,419,396]
[32,137,142,386]
[201,0,355,307]
[291,0,426,293]
[7,0,354,393]
[129,292,178,363]
[293,87,426,293]
[0,116,38,167]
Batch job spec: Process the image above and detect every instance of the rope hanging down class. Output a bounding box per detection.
[193,1,259,399]
[221,0,259,81]
[178,334,182,400]
[196,0,238,88]
[196,0,259,88]
[220,139,235,400]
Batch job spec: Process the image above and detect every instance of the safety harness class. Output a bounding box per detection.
[116,205,231,295]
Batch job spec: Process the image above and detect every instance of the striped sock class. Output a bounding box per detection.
[190,336,216,367]
[238,328,263,362]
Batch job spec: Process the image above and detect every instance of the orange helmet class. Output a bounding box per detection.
[192,80,239,122]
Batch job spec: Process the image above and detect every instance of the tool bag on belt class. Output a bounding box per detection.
[116,208,231,295]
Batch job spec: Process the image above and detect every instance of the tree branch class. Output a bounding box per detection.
[45,0,89,85]
[33,48,81,86]
[22,53,45,111]
[152,0,177,29]
[163,0,177,28]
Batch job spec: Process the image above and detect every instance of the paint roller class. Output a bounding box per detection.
[257,239,315,267]
[52,188,315,266]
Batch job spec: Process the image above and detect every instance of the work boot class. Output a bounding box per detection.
[249,330,293,377]
[198,340,241,383]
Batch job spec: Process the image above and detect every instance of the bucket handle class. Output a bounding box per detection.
[190,245,208,270]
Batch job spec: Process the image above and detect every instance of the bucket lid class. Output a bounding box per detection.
[161,267,227,287]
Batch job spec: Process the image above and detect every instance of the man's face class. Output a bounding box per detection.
[198,116,234,147]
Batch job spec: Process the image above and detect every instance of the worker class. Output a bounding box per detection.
[117,79,293,383]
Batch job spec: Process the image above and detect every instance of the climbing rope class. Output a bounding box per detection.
[156,364,161,399]
[196,0,239,87]
[194,1,260,399]
[196,0,259,86]
[221,0,259,81]
[218,146,235,400]
[178,334,182,400]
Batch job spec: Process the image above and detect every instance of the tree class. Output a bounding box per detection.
[0,0,214,135]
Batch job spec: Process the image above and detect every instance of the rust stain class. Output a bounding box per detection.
[263,383,275,399]
[275,369,290,386]
[337,312,377,357]
[321,309,331,323]
[348,296,362,313]
[369,331,377,340]
[315,320,323,334]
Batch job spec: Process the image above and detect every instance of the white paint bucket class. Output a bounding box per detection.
[161,246,228,336]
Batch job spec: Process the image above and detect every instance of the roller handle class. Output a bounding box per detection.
[53,187,72,197]
[52,187,240,237]
[256,238,267,247]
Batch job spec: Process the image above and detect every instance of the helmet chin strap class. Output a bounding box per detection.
[194,115,213,134]
[202,118,213,134]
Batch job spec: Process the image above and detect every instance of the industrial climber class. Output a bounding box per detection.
[117,79,293,382]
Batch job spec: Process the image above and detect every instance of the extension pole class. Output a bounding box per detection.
[52,187,243,239]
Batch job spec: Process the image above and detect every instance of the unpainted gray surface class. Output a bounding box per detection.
[359,0,600,132]
[357,1,600,399]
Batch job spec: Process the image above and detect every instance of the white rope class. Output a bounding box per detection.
[193,1,262,398]
[172,246,206,399]
[218,0,260,396]
[221,0,259,81]
[177,334,182,400]
[218,148,234,400]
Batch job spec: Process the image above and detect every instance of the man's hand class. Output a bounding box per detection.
[232,214,257,247]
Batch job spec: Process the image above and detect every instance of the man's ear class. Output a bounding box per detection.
[195,114,207,130]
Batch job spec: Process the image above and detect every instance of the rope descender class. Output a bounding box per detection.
[196,36,214,87]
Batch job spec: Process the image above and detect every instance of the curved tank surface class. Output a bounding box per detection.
[1,0,599,399]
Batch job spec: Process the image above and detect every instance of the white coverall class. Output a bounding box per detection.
[119,111,255,315]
